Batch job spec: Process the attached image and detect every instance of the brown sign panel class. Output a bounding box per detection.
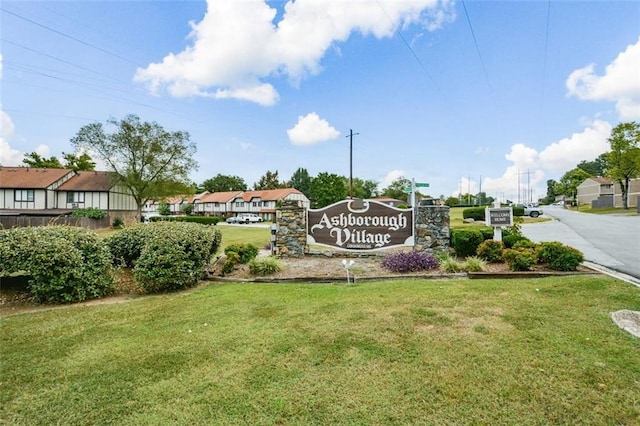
[307,200,413,251]
[485,208,513,227]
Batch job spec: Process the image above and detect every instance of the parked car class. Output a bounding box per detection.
[238,213,263,224]
[225,216,241,224]
[513,203,544,218]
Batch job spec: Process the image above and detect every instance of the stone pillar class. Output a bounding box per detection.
[274,200,307,257]
[414,206,450,254]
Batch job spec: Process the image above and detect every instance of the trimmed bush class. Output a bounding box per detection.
[222,251,240,275]
[150,216,221,225]
[105,222,221,293]
[502,234,529,249]
[462,207,486,221]
[503,248,537,271]
[249,257,283,276]
[451,228,484,258]
[479,227,495,241]
[0,226,114,303]
[476,240,504,263]
[381,251,439,273]
[512,206,525,216]
[224,243,259,264]
[537,241,584,271]
[70,207,106,219]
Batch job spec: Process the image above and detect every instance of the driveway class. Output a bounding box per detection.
[521,205,640,280]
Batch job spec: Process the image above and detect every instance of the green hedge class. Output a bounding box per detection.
[451,228,484,258]
[537,241,584,271]
[106,222,222,293]
[462,207,486,221]
[70,207,107,219]
[0,226,115,303]
[150,216,221,225]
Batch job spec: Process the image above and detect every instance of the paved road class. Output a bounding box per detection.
[521,205,640,279]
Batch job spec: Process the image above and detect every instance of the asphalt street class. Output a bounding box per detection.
[521,205,640,281]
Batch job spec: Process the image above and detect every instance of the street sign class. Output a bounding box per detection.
[403,186,412,193]
[415,182,430,188]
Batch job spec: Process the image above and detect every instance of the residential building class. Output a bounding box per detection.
[576,176,639,208]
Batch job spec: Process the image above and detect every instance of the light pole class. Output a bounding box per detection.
[346,129,359,199]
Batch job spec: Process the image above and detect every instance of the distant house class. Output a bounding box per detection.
[576,177,640,208]
[0,167,138,225]
[233,188,310,221]
[56,171,137,212]
[0,167,75,211]
[194,191,243,217]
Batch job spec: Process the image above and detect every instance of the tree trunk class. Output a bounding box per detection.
[619,178,629,210]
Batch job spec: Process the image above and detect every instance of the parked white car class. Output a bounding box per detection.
[513,203,544,218]
[238,213,263,224]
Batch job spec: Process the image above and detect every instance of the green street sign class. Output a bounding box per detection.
[403,187,412,193]
[416,182,430,188]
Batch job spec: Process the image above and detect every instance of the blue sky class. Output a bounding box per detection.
[1,0,639,202]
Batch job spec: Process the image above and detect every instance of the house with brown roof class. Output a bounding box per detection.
[194,191,243,217]
[0,167,75,212]
[0,167,138,220]
[232,188,309,221]
[577,176,640,208]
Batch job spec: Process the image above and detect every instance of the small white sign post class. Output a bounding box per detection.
[485,200,513,242]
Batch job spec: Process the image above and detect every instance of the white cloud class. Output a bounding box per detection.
[134,0,454,105]
[0,109,22,166]
[538,120,611,172]
[480,119,612,202]
[287,112,340,145]
[566,37,640,120]
[380,169,406,189]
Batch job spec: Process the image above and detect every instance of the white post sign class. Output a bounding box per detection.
[485,202,512,242]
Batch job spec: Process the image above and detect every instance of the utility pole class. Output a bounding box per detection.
[346,129,359,199]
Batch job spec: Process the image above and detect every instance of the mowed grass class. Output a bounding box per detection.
[2,275,639,424]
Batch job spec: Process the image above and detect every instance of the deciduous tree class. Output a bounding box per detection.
[558,168,590,203]
[201,174,247,192]
[289,168,312,199]
[606,121,640,209]
[22,152,63,169]
[309,172,348,208]
[62,152,96,171]
[254,170,286,190]
[71,114,197,217]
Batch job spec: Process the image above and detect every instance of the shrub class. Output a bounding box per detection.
[512,206,525,216]
[224,243,259,264]
[451,228,484,258]
[476,240,504,263]
[512,239,536,250]
[381,251,439,273]
[462,207,486,221]
[537,241,584,271]
[0,226,114,303]
[502,234,529,249]
[70,207,107,219]
[151,216,221,225]
[222,252,240,275]
[479,227,495,241]
[112,217,124,228]
[439,254,464,273]
[132,222,222,293]
[503,248,537,271]
[106,225,154,267]
[249,257,283,276]
[462,256,486,272]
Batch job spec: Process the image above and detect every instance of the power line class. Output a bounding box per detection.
[460,0,495,100]
[1,7,144,67]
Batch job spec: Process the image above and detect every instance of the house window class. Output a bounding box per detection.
[252,201,258,207]
[235,201,245,207]
[602,184,613,190]
[15,189,34,202]
[66,192,85,203]
[262,201,269,207]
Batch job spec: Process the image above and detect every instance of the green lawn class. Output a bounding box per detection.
[2,275,639,424]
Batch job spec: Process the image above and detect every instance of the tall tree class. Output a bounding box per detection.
[381,176,411,201]
[309,172,348,208]
[606,121,640,209]
[22,152,63,168]
[289,167,312,199]
[71,114,197,217]
[543,179,560,204]
[62,152,96,171]
[347,177,380,199]
[577,153,608,177]
[254,170,285,190]
[558,168,591,203]
[201,174,247,192]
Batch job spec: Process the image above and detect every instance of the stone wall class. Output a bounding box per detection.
[274,202,450,257]
[414,206,450,254]
[274,200,307,257]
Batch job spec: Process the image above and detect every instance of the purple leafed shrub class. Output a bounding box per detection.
[381,251,439,273]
